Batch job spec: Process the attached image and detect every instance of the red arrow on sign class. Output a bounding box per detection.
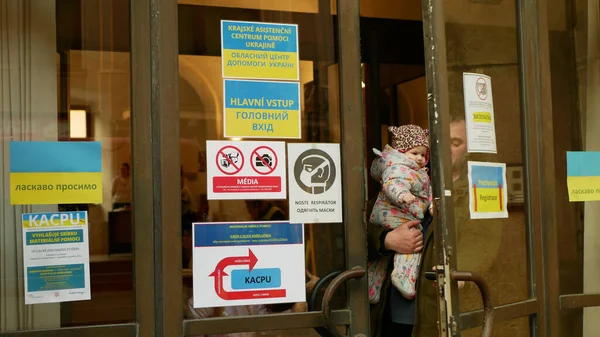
[208,249,287,301]
[210,249,258,276]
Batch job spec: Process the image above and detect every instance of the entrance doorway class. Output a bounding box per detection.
[2,0,600,336]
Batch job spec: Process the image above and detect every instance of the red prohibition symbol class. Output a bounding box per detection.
[216,145,244,175]
[250,146,278,175]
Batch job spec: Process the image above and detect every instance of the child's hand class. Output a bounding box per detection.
[402,194,416,204]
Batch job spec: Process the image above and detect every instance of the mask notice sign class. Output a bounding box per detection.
[287,143,343,223]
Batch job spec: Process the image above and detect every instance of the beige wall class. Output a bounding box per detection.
[180,0,566,30]
[397,76,428,129]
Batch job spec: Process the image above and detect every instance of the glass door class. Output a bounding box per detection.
[1,0,147,336]
[172,1,370,337]
[421,0,544,334]
[543,0,600,336]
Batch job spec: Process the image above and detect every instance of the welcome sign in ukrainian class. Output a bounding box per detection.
[467,161,508,219]
[10,142,102,205]
[221,20,299,81]
[224,79,301,139]
[567,151,600,202]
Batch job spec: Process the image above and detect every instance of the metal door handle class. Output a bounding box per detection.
[321,267,366,337]
[451,270,494,337]
[309,270,343,311]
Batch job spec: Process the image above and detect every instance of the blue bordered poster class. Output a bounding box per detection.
[192,221,305,308]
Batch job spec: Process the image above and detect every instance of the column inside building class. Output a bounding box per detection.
[0,0,60,331]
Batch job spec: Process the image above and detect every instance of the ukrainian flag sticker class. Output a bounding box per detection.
[566,151,600,202]
[10,142,103,205]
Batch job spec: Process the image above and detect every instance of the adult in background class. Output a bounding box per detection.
[111,162,132,210]
[245,200,286,221]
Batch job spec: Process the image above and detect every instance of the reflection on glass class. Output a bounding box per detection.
[462,317,529,337]
[178,1,346,324]
[0,0,133,331]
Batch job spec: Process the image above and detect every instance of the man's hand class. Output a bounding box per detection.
[384,220,423,254]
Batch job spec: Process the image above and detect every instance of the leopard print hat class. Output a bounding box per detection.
[388,124,430,152]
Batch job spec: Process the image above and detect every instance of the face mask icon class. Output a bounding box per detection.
[294,149,336,195]
[476,78,488,100]
[300,155,331,194]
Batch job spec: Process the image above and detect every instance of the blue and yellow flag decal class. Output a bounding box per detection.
[468,161,508,219]
[567,151,600,202]
[10,142,102,205]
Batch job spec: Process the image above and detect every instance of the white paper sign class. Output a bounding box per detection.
[207,140,286,200]
[467,161,509,219]
[463,73,498,154]
[22,211,91,304]
[287,143,343,223]
[192,221,306,308]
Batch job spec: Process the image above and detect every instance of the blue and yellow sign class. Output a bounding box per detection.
[22,211,88,228]
[467,161,508,219]
[224,79,301,139]
[221,20,299,80]
[567,151,600,202]
[10,142,102,205]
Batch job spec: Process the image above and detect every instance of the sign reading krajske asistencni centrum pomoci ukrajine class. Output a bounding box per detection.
[221,20,299,81]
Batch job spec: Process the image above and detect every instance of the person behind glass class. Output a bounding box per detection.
[111,162,131,210]
[245,200,285,221]
[181,166,197,268]
[181,167,197,222]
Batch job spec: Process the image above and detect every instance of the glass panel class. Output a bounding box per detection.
[441,0,531,323]
[411,2,540,337]
[359,0,529,333]
[0,0,134,331]
[547,0,600,335]
[178,1,346,326]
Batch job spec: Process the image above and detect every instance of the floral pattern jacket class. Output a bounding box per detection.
[369,145,432,227]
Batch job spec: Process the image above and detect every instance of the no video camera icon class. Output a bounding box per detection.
[220,152,241,168]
